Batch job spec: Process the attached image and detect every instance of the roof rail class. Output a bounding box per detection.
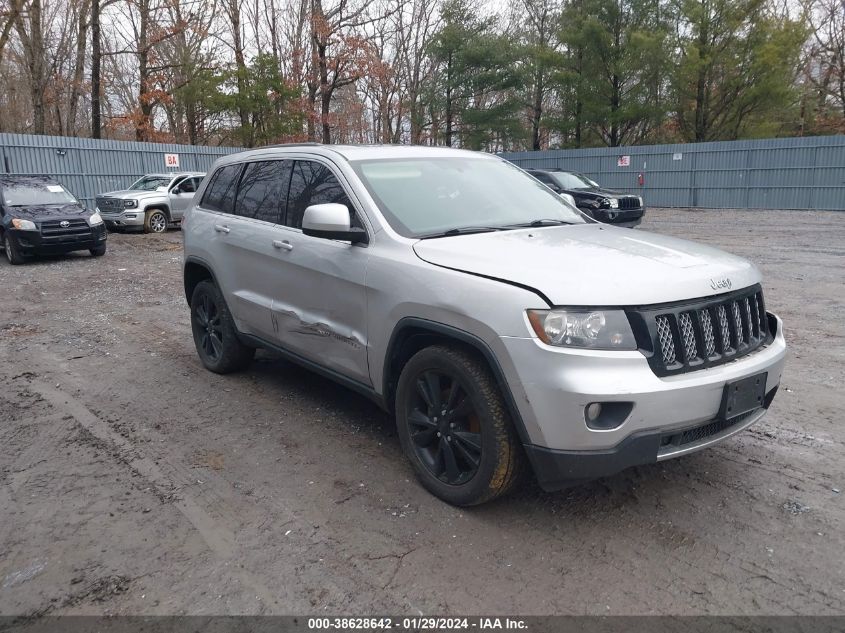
[258,142,323,149]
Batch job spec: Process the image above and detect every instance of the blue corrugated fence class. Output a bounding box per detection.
[501,136,845,211]
[0,133,241,207]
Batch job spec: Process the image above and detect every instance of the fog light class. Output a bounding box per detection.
[584,401,634,430]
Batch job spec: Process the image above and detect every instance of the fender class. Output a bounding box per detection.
[383,317,532,447]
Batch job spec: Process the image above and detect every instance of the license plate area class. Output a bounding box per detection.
[719,372,767,419]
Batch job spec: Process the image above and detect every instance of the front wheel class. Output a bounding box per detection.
[395,345,524,506]
[90,243,107,257]
[190,280,254,374]
[3,233,25,265]
[144,209,168,234]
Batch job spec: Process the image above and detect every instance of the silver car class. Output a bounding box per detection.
[97,172,204,233]
[182,145,786,506]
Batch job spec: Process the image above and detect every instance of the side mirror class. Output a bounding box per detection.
[171,187,183,195]
[302,203,367,244]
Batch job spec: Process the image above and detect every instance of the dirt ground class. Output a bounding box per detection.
[0,208,843,617]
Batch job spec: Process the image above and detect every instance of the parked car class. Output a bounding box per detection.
[96,172,205,233]
[182,145,785,506]
[525,167,646,227]
[0,175,107,265]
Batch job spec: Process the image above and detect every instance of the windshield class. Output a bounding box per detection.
[1,181,78,207]
[351,157,586,238]
[130,175,172,191]
[548,171,599,190]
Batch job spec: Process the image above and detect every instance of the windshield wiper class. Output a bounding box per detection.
[505,218,576,228]
[419,226,509,239]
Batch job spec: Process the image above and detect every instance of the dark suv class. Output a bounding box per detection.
[525,168,645,228]
[0,176,108,264]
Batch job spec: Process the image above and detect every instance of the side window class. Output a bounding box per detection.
[201,164,242,214]
[235,160,291,224]
[179,178,198,193]
[285,160,361,230]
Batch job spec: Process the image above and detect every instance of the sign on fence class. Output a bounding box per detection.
[617,155,630,167]
[165,153,180,168]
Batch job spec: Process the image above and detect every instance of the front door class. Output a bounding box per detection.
[269,159,371,386]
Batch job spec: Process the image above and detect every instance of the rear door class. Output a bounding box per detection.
[206,160,293,340]
[268,159,371,385]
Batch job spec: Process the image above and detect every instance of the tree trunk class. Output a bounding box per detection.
[91,0,101,138]
[68,0,90,136]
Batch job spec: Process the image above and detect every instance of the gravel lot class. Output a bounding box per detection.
[0,208,843,616]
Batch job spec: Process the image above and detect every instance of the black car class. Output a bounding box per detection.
[0,176,107,264]
[525,168,646,228]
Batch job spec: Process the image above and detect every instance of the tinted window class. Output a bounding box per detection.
[201,164,242,213]
[235,161,291,223]
[178,177,198,193]
[286,161,360,229]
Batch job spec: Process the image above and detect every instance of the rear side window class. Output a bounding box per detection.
[235,161,291,224]
[201,164,242,213]
[286,161,359,229]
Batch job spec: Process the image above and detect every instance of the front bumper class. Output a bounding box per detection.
[9,225,107,255]
[99,208,145,227]
[502,313,786,488]
[592,207,645,227]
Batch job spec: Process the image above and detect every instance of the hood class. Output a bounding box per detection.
[567,187,632,199]
[98,190,164,200]
[412,224,760,306]
[8,203,90,221]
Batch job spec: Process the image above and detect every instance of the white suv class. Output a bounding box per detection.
[182,144,786,505]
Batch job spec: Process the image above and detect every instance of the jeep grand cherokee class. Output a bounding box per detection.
[182,145,786,506]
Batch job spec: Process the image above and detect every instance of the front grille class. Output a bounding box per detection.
[96,197,123,211]
[628,285,773,376]
[618,196,641,210]
[40,218,94,243]
[660,408,760,450]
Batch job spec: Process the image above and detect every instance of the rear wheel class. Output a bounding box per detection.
[190,280,254,373]
[3,233,25,265]
[395,345,524,505]
[144,209,168,234]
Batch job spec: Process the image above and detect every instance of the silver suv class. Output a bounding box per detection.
[97,172,204,233]
[182,145,786,505]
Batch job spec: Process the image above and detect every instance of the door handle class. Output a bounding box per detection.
[214,224,230,234]
[272,240,293,251]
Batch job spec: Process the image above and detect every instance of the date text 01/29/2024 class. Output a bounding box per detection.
[306,617,528,630]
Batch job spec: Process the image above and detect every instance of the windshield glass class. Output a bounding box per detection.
[130,175,172,191]
[1,181,78,207]
[352,157,586,238]
[548,171,598,190]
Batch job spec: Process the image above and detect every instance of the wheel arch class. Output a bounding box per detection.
[183,256,217,305]
[383,317,532,446]
[144,204,172,221]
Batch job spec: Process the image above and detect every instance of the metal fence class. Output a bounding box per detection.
[3,132,845,210]
[0,133,241,207]
[501,135,845,211]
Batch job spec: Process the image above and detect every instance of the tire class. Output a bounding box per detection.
[90,243,107,257]
[190,280,254,374]
[3,233,25,265]
[395,345,524,506]
[144,209,168,234]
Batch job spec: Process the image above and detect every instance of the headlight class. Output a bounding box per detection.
[638,196,643,206]
[608,198,619,208]
[124,199,138,208]
[527,309,637,350]
[88,212,104,225]
[11,218,37,230]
